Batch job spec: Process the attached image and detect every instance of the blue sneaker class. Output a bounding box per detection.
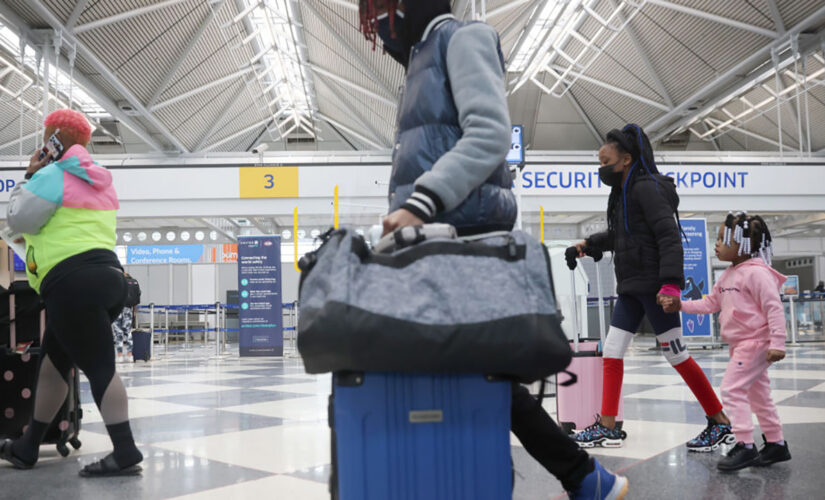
[573,416,625,448]
[686,416,735,452]
[568,459,628,500]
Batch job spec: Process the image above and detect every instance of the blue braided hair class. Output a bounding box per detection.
[604,124,659,236]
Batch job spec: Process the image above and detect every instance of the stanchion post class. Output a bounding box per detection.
[164,306,169,357]
[790,297,798,345]
[334,185,339,229]
[595,262,606,344]
[184,307,190,351]
[292,301,298,355]
[220,303,226,354]
[149,303,155,360]
[215,302,221,357]
[294,207,301,273]
[539,206,544,244]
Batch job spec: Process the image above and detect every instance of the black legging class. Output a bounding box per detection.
[511,384,593,491]
[10,250,141,468]
[41,262,126,408]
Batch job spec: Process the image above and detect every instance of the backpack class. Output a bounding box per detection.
[124,275,141,308]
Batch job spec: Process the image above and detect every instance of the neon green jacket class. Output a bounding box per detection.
[6,145,119,292]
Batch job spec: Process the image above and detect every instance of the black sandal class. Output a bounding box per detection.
[0,439,35,470]
[79,453,142,477]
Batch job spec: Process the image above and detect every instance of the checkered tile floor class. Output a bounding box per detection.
[2,342,824,499]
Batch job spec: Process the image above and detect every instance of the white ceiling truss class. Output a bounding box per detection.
[0,1,822,156]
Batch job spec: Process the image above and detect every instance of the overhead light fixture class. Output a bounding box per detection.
[122,232,133,243]
[152,231,162,242]
[510,0,645,98]
[137,232,148,242]
[195,231,205,241]
[181,231,191,242]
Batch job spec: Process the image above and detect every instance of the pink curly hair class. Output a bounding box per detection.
[44,109,92,146]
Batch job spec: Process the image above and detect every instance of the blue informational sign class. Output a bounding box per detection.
[237,236,283,357]
[781,275,799,298]
[506,125,524,164]
[680,219,712,337]
[127,245,205,264]
[12,252,24,272]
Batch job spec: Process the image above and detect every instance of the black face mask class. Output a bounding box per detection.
[377,11,408,67]
[598,164,623,187]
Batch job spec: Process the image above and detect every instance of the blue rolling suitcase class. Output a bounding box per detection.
[330,372,512,500]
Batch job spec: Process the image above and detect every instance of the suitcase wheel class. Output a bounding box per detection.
[620,430,627,440]
[57,443,70,457]
[70,437,82,450]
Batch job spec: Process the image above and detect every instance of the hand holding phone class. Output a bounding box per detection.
[30,129,64,175]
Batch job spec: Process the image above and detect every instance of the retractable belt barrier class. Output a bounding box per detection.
[134,302,299,358]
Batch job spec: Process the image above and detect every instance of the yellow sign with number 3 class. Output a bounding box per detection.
[239,166,299,198]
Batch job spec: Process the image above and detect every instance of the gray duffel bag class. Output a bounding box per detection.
[297,226,571,383]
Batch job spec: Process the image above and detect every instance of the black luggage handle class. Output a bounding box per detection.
[555,370,578,387]
[535,371,577,408]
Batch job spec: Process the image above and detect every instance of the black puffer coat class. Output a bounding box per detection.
[587,174,684,295]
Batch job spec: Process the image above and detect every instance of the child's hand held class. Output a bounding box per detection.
[765,349,785,363]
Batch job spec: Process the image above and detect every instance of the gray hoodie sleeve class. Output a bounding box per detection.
[403,23,511,219]
[7,180,59,235]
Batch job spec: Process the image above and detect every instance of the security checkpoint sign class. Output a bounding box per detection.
[239,166,299,198]
[238,236,283,357]
[680,219,713,337]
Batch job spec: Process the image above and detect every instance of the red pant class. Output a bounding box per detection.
[721,340,784,443]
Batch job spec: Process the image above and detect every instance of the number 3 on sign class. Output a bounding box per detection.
[239,166,298,198]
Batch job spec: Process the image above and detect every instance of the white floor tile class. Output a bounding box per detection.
[625,385,801,405]
[621,373,685,385]
[808,381,825,392]
[125,382,237,399]
[168,475,329,500]
[36,430,141,463]
[152,373,262,383]
[220,396,327,422]
[154,424,331,474]
[758,369,825,380]
[81,399,203,424]
[770,405,825,425]
[254,381,331,395]
[551,420,705,460]
[273,372,327,381]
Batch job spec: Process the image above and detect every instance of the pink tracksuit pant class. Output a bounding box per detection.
[721,339,784,443]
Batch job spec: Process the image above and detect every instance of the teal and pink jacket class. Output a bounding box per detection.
[6,144,119,292]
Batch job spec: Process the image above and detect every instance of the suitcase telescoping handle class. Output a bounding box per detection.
[564,247,581,353]
[564,246,605,352]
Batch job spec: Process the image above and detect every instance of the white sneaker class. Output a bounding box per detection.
[116,353,124,363]
[125,353,134,363]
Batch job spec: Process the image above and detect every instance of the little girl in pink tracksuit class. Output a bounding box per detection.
[663,213,791,472]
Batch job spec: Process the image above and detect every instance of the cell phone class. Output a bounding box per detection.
[38,129,64,163]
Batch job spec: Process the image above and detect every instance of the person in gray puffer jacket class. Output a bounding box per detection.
[360,2,628,498]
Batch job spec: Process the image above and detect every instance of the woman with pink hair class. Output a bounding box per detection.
[1,109,142,476]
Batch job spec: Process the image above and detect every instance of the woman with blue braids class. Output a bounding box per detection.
[570,124,733,452]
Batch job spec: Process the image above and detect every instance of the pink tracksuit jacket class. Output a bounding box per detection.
[681,258,787,443]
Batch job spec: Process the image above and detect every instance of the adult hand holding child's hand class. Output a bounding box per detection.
[658,295,681,313]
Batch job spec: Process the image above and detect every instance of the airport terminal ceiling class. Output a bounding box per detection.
[1,1,825,244]
[0,0,823,156]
